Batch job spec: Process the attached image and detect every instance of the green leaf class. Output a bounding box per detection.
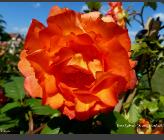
[0,120,19,130]
[131,43,142,52]
[151,66,164,95]
[2,76,25,101]
[0,102,21,113]
[158,96,164,112]
[41,125,60,134]
[26,99,60,116]
[97,111,136,134]
[112,112,136,134]
[144,2,157,10]
[147,102,158,113]
[0,114,11,122]
[153,112,164,119]
[160,96,164,105]
[140,99,158,113]
[131,42,150,59]
[0,114,19,130]
[86,2,102,12]
[127,104,142,123]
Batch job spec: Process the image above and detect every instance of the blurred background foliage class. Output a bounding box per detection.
[0,2,163,134]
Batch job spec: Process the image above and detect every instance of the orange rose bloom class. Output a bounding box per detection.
[18,6,137,121]
[106,2,126,28]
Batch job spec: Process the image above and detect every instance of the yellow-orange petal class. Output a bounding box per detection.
[92,102,109,112]
[46,93,64,109]
[43,74,57,96]
[88,59,103,78]
[18,51,34,77]
[96,85,118,107]
[24,75,43,98]
[81,11,100,22]
[75,99,94,113]
[102,15,115,23]
[75,93,99,113]
[48,5,68,18]
[67,53,88,70]
[63,106,76,120]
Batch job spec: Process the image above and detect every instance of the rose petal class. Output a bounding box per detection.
[18,50,34,77]
[46,93,64,109]
[102,15,115,23]
[81,11,100,21]
[69,33,101,62]
[55,65,95,90]
[43,74,57,96]
[24,19,45,53]
[63,106,75,120]
[48,6,69,18]
[75,98,95,113]
[67,53,88,70]
[98,37,131,79]
[24,75,43,98]
[96,85,118,107]
[127,70,137,89]
[91,72,126,94]
[88,59,103,78]
[27,49,51,72]
[47,9,84,35]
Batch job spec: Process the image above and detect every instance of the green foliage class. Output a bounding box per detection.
[127,104,142,124]
[0,101,27,132]
[41,125,60,134]
[85,2,102,12]
[151,65,164,95]
[1,32,11,41]
[0,14,6,37]
[0,44,22,81]
[0,102,21,113]
[153,112,164,119]
[0,113,19,130]
[25,99,60,117]
[2,77,25,101]
[97,111,136,134]
[144,2,157,10]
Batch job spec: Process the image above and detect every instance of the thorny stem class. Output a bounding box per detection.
[128,12,140,16]
[114,88,137,113]
[132,5,145,28]
[31,124,46,134]
[27,111,34,134]
[140,5,145,28]
[114,94,126,112]
[133,16,143,26]
[160,25,164,30]
[125,88,137,104]
[147,60,152,92]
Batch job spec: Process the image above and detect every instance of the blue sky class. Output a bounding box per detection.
[0,2,163,42]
